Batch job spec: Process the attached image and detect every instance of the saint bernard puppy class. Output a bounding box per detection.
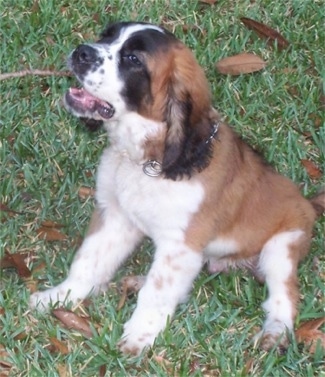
[30,21,324,356]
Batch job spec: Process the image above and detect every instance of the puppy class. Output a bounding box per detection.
[30,21,324,355]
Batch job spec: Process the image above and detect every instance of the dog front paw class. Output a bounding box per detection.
[29,288,67,310]
[118,329,156,356]
[118,310,165,356]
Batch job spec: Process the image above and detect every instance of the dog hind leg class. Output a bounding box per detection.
[255,230,305,350]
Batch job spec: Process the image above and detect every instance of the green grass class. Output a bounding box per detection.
[1,0,324,376]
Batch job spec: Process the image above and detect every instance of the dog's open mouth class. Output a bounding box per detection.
[65,87,115,119]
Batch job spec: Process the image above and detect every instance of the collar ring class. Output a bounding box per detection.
[143,160,163,177]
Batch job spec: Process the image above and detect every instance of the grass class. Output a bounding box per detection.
[0,0,324,376]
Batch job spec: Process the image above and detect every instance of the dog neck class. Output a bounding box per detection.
[143,121,220,178]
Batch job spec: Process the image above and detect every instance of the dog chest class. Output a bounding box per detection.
[113,159,205,238]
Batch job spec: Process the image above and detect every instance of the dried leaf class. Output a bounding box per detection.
[117,275,146,310]
[0,252,31,278]
[152,354,174,375]
[99,365,107,377]
[36,221,67,241]
[56,364,70,377]
[301,159,322,179]
[52,308,93,338]
[0,345,12,371]
[40,220,63,228]
[295,318,325,353]
[241,17,290,50]
[200,0,217,4]
[189,358,201,374]
[48,337,70,355]
[78,186,95,200]
[216,53,267,75]
[13,331,28,341]
[243,357,255,374]
[0,203,22,215]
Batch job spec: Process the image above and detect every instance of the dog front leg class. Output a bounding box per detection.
[118,242,203,356]
[30,206,143,309]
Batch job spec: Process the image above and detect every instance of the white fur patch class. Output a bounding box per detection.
[257,230,304,343]
[30,206,143,309]
[119,244,203,354]
[204,237,239,258]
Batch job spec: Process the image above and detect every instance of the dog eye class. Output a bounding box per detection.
[127,54,141,65]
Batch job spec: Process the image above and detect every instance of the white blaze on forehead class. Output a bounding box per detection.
[116,23,165,45]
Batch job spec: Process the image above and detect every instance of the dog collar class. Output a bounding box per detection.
[143,160,163,177]
[205,122,220,145]
[143,122,220,177]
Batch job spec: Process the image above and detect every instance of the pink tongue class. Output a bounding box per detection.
[68,87,108,109]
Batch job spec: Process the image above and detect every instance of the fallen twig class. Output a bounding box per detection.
[0,69,72,81]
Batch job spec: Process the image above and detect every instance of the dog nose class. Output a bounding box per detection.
[73,44,98,64]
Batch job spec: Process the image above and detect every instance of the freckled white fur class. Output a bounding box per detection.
[30,108,205,354]
[256,230,304,340]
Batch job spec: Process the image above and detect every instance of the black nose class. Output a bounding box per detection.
[73,44,98,64]
[70,44,103,77]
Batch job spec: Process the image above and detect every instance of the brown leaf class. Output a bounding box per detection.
[117,275,146,310]
[0,203,21,215]
[13,331,28,341]
[48,337,70,355]
[37,227,67,241]
[189,358,201,374]
[243,357,255,375]
[52,308,93,338]
[241,17,290,50]
[200,0,217,4]
[40,220,64,228]
[99,365,107,377]
[0,344,12,371]
[36,221,67,241]
[301,159,322,179]
[0,203,22,223]
[56,364,70,377]
[216,53,267,75]
[78,186,95,200]
[295,318,325,353]
[0,252,31,278]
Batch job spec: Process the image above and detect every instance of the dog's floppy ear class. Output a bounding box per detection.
[162,43,213,179]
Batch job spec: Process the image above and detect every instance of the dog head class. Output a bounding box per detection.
[64,21,219,179]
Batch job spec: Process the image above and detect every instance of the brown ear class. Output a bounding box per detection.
[162,43,213,179]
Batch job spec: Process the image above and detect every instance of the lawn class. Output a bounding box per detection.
[0,0,324,376]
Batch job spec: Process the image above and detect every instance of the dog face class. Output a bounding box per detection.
[65,22,166,120]
[64,21,215,179]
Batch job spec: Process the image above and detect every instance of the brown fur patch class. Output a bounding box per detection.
[184,122,316,265]
[139,41,213,175]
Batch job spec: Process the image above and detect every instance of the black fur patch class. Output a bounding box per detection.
[163,116,216,180]
[79,118,103,132]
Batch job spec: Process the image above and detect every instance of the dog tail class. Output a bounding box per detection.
[309,189,325,217]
